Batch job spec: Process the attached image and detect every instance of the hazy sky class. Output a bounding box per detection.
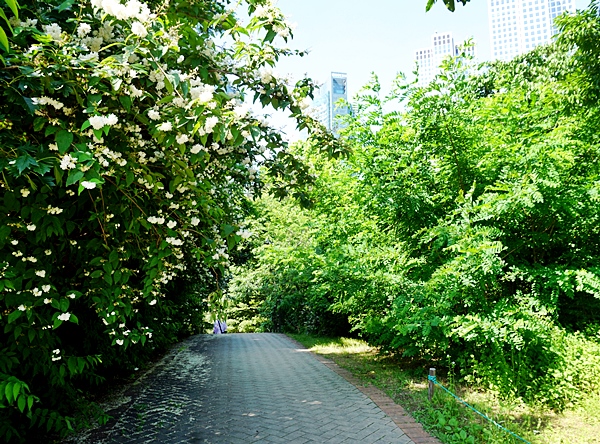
[274,0,592,97]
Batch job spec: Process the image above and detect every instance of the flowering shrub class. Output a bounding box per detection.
[0,0,341,440]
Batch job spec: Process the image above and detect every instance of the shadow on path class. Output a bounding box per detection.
[67,333,439,443]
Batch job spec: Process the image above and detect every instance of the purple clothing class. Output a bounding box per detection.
[213,320,227,334]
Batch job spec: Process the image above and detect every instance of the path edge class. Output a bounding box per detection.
[282,334,442,444]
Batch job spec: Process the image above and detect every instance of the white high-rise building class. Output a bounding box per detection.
[415,32,476,86]
[489,0,576,61]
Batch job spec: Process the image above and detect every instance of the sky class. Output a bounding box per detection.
[273,0,592,98]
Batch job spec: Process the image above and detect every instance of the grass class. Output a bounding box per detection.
[288,333,600,444]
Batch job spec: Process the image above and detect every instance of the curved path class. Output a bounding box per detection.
[75,333,440,443]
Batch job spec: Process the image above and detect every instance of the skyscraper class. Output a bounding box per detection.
[488,0,576,61]
[414,32,476,87]
[312,72,350,132]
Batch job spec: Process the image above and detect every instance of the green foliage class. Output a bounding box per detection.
[226,192,352,335]
[231,4,600,413]
[425,0,471,13]
[0,0,341,441]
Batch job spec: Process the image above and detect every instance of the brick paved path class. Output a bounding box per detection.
[72,333,440,443]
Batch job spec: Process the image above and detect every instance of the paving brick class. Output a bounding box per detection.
[65,333,442,443]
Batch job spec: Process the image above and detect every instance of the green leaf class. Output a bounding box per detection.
[57,0,75,12]
[44,126,59,137]
[17,396,25,413]
[0,28,9,53]
[5,0,19,18]
[55,130,74,154]
[59,299,70,312]
[5,382,13,403]
[7,310,22,324]
[12,382,20,402]
[14,154,38,175]
[65,169,84,187]
[67,357,76,375]
[222,224,235,236]
[119,95,132,112]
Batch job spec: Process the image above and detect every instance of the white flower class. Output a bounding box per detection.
[116,339,124,346]
[35,270,46,278]
[237,229,253,239]
[32,96,64,110]
[167,220,177,229]
[204,116,219,133]
[157,122,172,131]
[233,104,248,119]
[259,67,273,84]
[276,26,290,39]
[190,144,204,154]
[57,312,71,321]
[83,36,103,52]
[45,250,52,255]
[131,21,147,38]
[18,305,26,311]
[42,285,51,292]
[148,109,160,120]
[105,113,118,126]
[190,84,215,104]
[89,114,118,130]
[165,237,183,246]
[20,189,31,197]
[68,293,76,299]
[176,134,189,144]
[16,18,38,28]
[147,216,165,225]
[44,298,52,304]
[26,224,36,231]
[10,240,18,245]
[79,52,99,63]
[51,349,61,361]
[149,299,157,305]
[129,85,143,97]
[60,154,77,170]
[81,181,97,190]
[43,23,62,42]
[190,217,200,226]
[77,23,92,37]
